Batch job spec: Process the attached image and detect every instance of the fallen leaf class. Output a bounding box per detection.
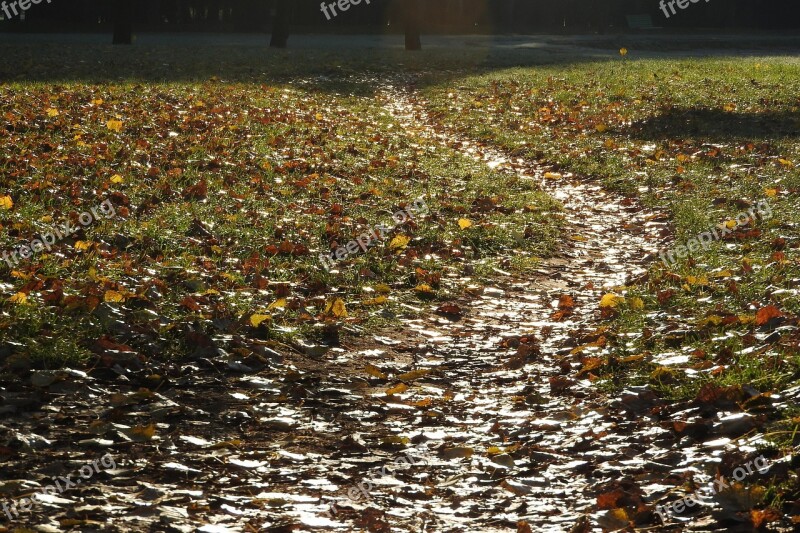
[250,314,271,327]
[7,292,27,304]
[755,305,783,326]
[121,423,156,442]
[365,364,387,380]
[267,298,287,310]
[324,298,348,318]
[106,119,124,132]
[386,383,408,396]
[599,293,625,309]
[104,290,126,303]
[388,234,411,251]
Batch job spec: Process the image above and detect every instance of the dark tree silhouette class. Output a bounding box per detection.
[270,0,291,48]
[112,0,133,45]
[404,0,421,50]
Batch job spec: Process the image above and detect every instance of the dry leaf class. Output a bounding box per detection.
[106,119,124,132]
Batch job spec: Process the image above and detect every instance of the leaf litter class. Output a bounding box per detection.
[1,49,798,532]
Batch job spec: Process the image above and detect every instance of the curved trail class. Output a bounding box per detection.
[319,81,672,531]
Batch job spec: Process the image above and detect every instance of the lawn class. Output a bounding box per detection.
[0,46,563,373]
[424,54,800,517]
[2,40,800,529]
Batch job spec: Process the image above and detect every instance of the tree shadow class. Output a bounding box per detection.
[1,34,800,99]
[628,108,800,140]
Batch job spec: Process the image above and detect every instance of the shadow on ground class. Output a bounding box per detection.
[629,108,800,140]
[1,33,799,96]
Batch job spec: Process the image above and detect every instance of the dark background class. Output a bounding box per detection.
[0,0,798,34]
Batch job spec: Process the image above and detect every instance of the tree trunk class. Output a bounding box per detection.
[112,0,133,44]
[270,0,291,48]
[404,0,421,51]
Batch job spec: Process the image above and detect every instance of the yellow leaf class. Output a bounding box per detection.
[74,241,93,251]
[711,270,734,278]
[110,174,124,184]
[628,297,645,310]
[458,218,473,229]
[595,124,608,133]
[764,188,778,198]
[0,195,12,210]
[7,292,27,305]
[570,235,588,242]
[699,315,724,326]
[685,275,709,286]
[250,314,271,327]
[619,47,628,56]
[723,103,736,112]
[381,435,410,445]
[106,119,124,132]
[104,290,126,303]
[386,383,408,396]
[388,234,411,251]
[725,219,738,229]
[374,284,391,294]
[397,368,430,381]
[778,158,794,168]
[441,446,474,459]
[544,172,562,180]
[91,98,104,106]
[363,295,387,306]
[365,364,387,380]
[123,423,156,442]
[415,284,434,294]
[46,108,59,117]
[323,298,348,318]
[315,113,323,120]
[267,298,286,310]
[210,439,242,449]
[599,293,625,309]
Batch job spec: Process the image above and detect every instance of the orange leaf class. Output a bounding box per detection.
[755,305,783,326]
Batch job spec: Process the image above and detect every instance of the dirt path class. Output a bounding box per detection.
[291,80,672,531]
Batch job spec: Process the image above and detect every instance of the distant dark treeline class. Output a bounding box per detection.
[1,0,798,32]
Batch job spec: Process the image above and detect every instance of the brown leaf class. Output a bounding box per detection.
[755,305,783,326]
[182,179,208,200]
[435,303,463,318]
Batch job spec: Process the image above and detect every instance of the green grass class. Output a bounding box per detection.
[0,57,564,370]
[423,55,800,463]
